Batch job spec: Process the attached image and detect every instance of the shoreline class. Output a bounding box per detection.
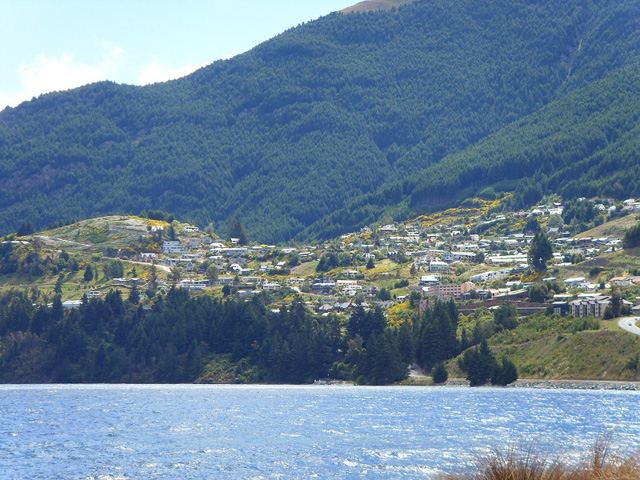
[511,378,640,391]
[2,379,640,390]
[402,377,640,391]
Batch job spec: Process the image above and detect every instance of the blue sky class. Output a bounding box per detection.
[0,0,355,109]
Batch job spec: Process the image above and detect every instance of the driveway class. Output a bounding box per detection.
[618,317,640,336]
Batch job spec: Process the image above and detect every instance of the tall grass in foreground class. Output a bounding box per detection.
[442,437,640,480]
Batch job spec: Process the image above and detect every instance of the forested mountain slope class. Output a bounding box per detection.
[301,63,640,240]
[0,0,638,242]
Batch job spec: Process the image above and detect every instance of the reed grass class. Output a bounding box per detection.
[442,436,640,480]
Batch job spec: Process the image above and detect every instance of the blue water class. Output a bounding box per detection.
[1,385,639,479]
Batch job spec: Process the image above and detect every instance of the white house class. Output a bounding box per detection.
[428,261,451,273]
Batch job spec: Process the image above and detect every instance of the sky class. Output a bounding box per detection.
[0,0,357,110]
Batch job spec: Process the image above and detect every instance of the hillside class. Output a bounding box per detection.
[341,0,415,14]
[447,318,640,382]
[2,193,640,384]
[0,0,638,243]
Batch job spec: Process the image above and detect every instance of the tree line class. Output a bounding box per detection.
[0,289,517,386]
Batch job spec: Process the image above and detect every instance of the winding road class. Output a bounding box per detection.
[618,317,640,336]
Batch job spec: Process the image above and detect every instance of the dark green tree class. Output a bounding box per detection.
[525,217,541,234]
[54,273,64,294]
[377,288,391,301]
[528,231,553,271]
[494,302,518,330]
[623,222,640,249]
[227,216,248,245]
[83,264,94,282]
[149,263,158,290]
[604,289,622,319]
[528,283,549,303]
[168,224,177,241]
[491,356,518,385]
[431,361,448,384]
[16,221,35,237]
[460,339,496,386]
[128,284,141,305]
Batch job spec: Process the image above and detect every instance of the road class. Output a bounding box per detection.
[33,235,91,248]
[618,317,640,336]
[104,257,171,273]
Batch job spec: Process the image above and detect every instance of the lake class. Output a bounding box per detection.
[1,385,639,479]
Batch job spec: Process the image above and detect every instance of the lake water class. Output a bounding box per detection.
[1,385,639,479]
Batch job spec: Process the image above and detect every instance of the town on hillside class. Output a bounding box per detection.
[3,195,639,324]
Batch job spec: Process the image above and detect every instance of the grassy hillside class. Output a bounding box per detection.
[449,315,640,381]
[0,0,638,243]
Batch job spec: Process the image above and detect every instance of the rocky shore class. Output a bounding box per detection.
[510,379,640,391]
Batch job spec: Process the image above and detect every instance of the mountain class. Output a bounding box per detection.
[0,0,638,243]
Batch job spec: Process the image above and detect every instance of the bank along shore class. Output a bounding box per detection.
[394,377,640,390]
[429,378,640,391]
[312,377,640,390]
[510,378,640,391]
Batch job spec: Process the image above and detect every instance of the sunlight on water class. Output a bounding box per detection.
[0,385,639,478]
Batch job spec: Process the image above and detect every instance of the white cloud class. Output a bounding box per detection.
[137,60,204,85]
[0,43,127,110]
[0,43,205,110]
[19,53,104,95]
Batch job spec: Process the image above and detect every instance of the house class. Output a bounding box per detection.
[113,277,145,286]
[379,225,397,234]
[139,253,158,263]
[420,275,440,285]
[428,261,451,273]
[564,277,587,287]
[179,279,210,291]
[336,280,358,290]
[62,300,83,309]
[311,282,336,295]
[219,247,249,257]
[444,251,476,262]
[344,286,363,296]
[552,302,572,316]
[486,254,528,265]
[363,285,379,297]
[162,241,188,255]
[182,225,200,233]
[578,237,593,247]
[611,276,632,287]
[569,296,610,318]
[470,270,510,283]
[568,296,632,318]
[263,282,282,291]
[424,282,476,300]
[236,290,259,299]
[164,257,193,267]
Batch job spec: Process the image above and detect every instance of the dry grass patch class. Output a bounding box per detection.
[442,438,640,480]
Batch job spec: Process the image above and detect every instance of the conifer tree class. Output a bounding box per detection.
[431,362,448,384]
[83,265,94,282]
[528,231,553,271]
